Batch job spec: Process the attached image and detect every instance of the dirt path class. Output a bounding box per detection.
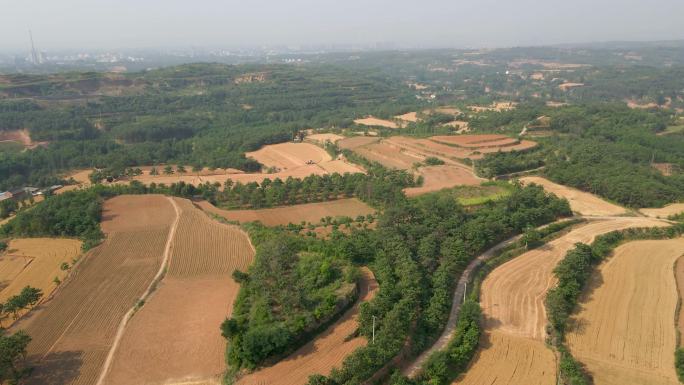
[236,267,378,385]
[454,217,669,385]
[402,234,522,377]
[95,197,181,385]
[566,239,684,385]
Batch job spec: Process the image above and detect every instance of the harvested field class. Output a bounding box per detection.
[455,217,669,385]
[14,195,176,385]
[404,165,484,196]
[519,176,626,216]
[652,162,676,176]
[236,267,378,385]
[566,239,684,385]
[353,116,399,129]
[197,198,374,226]
[104,198,255,385]
[337,136,380,150]
[0,238,82,321]
[305,133,345,144]
[426,135,537,159]
[546,101,569,107]
[246,142,331,171]
[640,203,684,218]
[395,112,419,122]
[467,102,516,112]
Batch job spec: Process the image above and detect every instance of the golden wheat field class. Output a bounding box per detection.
[455,217,669,385]
[566,239,684,385]
[0,238,82,322]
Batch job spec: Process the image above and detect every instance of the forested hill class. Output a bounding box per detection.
[0,63,420,190]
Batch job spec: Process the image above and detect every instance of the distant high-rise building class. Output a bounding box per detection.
[29,30,42,65]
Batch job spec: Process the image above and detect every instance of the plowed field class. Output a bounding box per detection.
[197,198,374,226]
[236,267,378,385]
[14,195,176,385]
[566,239,684,385]
[519,176,626,216]
[455,217,669,385]
[103,198,255,385]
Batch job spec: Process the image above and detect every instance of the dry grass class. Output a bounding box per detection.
[456,218,669,385]
[15,195,175,385]
[566,239,684,385]
[105,198,255,385]
[519,177,626,216]
[236,267,378,385]
[337,136,380,150]
[197,198,374,226]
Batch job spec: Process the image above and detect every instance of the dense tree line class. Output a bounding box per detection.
[0,63,420,191]
[223,224,358,369]
[299,184,570,385]
[0,190,104,250]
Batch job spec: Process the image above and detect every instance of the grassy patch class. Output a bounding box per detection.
[0,141,24,154]
[439,181,514,206]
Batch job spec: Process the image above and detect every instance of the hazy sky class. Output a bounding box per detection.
[2,0,684,51]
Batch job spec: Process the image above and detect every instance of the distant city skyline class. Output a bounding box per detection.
[2,0,684,52]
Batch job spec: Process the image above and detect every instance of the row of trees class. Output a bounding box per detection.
[1,286,43,325]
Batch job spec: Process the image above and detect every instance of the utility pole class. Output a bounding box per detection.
[463,282,467,302]
[372,315,376,344]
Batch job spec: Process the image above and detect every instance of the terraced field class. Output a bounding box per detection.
[454,217,669,385]
[566,239,684,385]
[104,198,255,385]
[13,195,176,385]
[236,267,378,385]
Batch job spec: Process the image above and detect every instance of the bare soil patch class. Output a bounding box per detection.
[353,117,399,129]
[519,176,626,216]
[456,218,669,385]
[652,162,677,176]
[566,239,684,385]
[198,198,374,226]
[105,198,254,385]
[236,267,378,385]
[0,129,48,149]
[15,195,175,385]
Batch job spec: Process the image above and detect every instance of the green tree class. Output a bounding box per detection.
[0,331,32,384]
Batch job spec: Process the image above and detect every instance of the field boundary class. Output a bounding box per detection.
[95,196,181,385]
